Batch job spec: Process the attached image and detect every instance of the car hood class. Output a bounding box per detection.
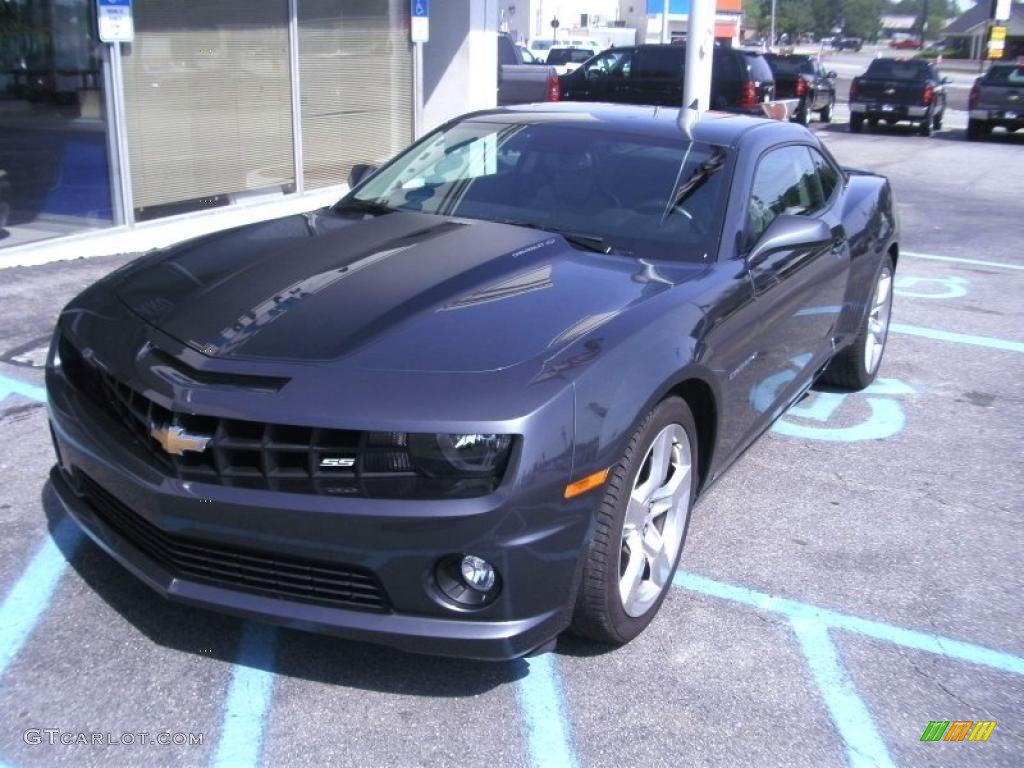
[114,209,697,373]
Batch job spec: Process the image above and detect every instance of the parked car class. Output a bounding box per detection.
[498,33,561,105]
[46,103,899,660]
[967,62,1024,140]
[545,47,598,75]
[528,37,600,63]
[889,36,922,50]
[849,57,949,135]
[832,37,863,52]
[559,44,776,115]
[764,53,837,124]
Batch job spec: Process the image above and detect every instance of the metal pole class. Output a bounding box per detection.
[287,0,304,194]
[661,0,670,44]
[770,0,776,50]
[413,42,424,138]
[678,0,715,138]
[109,42,134,226]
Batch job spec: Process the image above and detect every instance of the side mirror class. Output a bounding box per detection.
[940,76,953,85]
[348,163,379,188]
[747,215,832,267]
[827,71,838,79]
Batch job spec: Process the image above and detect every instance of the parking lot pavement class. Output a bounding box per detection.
[0,127,1022,768]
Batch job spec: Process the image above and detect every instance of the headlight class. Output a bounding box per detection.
[408,433,513,478]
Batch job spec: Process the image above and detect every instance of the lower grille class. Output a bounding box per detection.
[78,472,390,613]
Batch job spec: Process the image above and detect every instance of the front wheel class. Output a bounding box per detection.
[821,255,895,391]
[571,397,698,645]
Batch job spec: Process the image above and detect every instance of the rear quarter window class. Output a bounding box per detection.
[984,65,1024,85]
[744,54,774,83]
[635,47,684,79]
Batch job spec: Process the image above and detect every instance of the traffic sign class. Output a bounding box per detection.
[97,0,133,44]
[411,0,429,43]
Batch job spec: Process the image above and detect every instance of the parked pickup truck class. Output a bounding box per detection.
[968,62,1024,140]
[848,58,950,136]
[498,34,560,106]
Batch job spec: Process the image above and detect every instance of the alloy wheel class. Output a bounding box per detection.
[618,423,692,617]
[864,266,893,375]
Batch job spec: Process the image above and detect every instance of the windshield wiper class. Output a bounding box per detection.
[332,198,397,216]
[493,219,615,254]
[661,148,727,225]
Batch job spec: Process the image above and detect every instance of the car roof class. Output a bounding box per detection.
[464,103,810,148]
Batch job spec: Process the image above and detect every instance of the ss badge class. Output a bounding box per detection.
[320,457,356,469]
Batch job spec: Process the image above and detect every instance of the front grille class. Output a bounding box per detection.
[59,334,496,498]
[78,472,391,612]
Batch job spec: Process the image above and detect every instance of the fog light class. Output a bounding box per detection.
[460,555,496,592]
[434,554,501,608]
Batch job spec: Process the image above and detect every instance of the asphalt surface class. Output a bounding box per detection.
[0,114,1022,768]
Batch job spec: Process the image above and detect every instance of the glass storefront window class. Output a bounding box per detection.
[0,0,114,248]
[121,0,296,221]
[298,0,412,189]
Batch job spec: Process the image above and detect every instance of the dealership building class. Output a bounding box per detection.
[0,0,500,265]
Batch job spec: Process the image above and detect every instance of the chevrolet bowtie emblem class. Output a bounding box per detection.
[150,424,212,456]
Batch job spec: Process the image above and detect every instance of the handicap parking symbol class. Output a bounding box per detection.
[773,378,916,442]
[894,275,968,300]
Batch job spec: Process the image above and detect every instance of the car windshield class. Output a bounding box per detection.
[984,65,1024,85]
[766,55,813,75]
[344,119,730,261]
[547,48,594,65]
[864,59,929,81]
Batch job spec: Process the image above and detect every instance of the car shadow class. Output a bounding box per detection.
[41,480,530,696]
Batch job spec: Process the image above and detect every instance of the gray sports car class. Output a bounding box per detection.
[46,104,898,660]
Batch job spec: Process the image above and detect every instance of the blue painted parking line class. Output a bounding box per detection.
[213,623,279,768]
[790,619,895,768]
[674,571,1024,675]
[0,374,46,404]
[902,250,1024,272]
[889,323,1024,354]
[516,653,578,768]
[0,518,83,681]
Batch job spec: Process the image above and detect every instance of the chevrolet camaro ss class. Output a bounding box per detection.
[46,105,898,660]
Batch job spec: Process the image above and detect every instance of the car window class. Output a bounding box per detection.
[712,51,743,81]
[748,146,824,246]
[634,47,683,79]
[810,148,840,202]
[548,48,594,65]
[350,120,730,262]
[582,50,633,80]
[864,59,929,81]
[766,55,813,76]
[530,40,553,51]
[744,54,774,83]
[518,47,539,64]
[984,65,1024,85]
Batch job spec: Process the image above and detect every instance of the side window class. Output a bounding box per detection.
[747,146,825,247]
[810,148,841,202]
[582,50,632,81]
[634,47,683,79]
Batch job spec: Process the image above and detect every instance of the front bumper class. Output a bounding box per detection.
[849,101,929,120]
[47,365,587,661]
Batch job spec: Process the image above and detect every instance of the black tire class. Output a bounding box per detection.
[820,254,895,391]
[570,397,698,645]
[850,113,864,133]
[794,103,811,125]
[819,96,834,123]
[933,110,943,130]
[919,117,933,137]
[966,119,988,141]
[868,117,880,130]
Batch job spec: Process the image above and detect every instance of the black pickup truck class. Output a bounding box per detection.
[849,58,950,136]
[764,53,837,124]
[968,62,1024,140]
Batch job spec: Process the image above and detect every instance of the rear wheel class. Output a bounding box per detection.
[571,397,697,645]
[966,119,989,141]
[821,255,895,391]
[919,116,933,136]
[850,113,864,133]
[819,96,834,123]
[933,110,943,130]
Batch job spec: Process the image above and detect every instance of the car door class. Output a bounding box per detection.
[735,144,850,443]
[566,49,634,102]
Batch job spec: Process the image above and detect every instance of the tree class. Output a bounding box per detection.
[840,0,882,39]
